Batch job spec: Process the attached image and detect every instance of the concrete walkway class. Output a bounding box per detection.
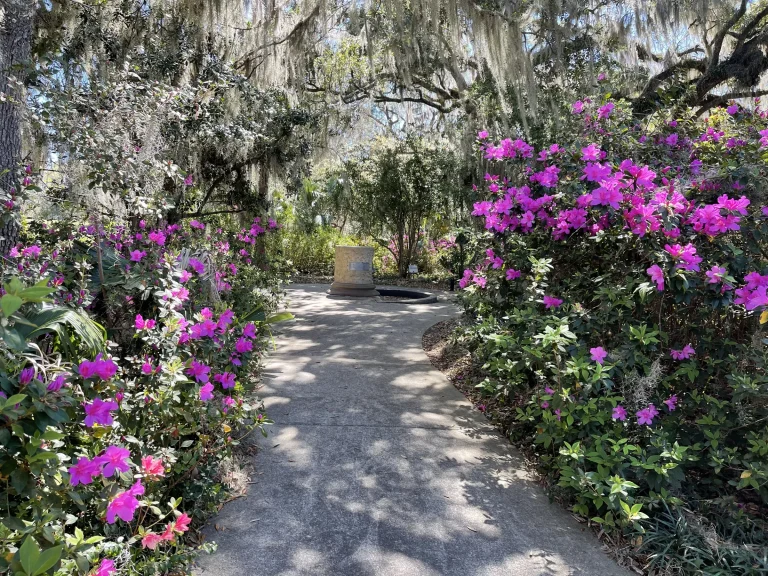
[195,285,627,576]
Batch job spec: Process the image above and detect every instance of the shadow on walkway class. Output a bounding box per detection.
[194,285,627,576]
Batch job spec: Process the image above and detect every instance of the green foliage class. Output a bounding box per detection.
[457,98,768,572]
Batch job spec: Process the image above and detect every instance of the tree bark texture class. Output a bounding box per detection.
[0,0,32,256]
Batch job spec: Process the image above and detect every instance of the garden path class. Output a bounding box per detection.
[195,284,627,576]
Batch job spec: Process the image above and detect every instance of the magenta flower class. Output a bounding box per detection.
[612,405,627,421]
[597,102,614,119]
[129,250,146,262]
[100,446,131,477]
[186,360,211,383]
[541,401,549,409]
[222,396,236,412]
[664,395,678,411]
[581,143,601,161]
[47,374,66,392]
[188,258,205,274]
[214,372,236,389]
[477,130,489,139]
[18,367,35,385]
[543,295,563,309]
[83,397,119,427]
[706,266,727,284]
[647,264,665,291]
[179,270,192,283]
[472,275,487,288]
[94,559,116,576]
[726,103,739,115]
[670,344,695,360]
[184,174,194,186]
[544,386,554,395]
[665,133,678,146]
[199,382,214,401]
[106,480,145,524]
[242,323,257,338]
[459,269,473,289]
[590,346,607,364]
[235,337,253,354]
[636,405,656,426]
[133,314,157,330]
[189,219,205,230]
[68,456,104,486]
[148,231,166,246]
[506,268,521,281]
[571,100,584,114]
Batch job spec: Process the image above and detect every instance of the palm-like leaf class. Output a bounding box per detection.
[16,307,106,357]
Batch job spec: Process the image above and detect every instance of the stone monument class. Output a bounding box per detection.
[329,246,379,297]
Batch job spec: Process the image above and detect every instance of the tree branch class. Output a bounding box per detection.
[694,89,768,117]
[709,0,747,68]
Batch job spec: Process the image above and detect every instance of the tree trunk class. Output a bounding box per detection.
[0,0,33,256]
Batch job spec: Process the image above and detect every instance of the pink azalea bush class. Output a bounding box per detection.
[459,97,768,558]
[0,181,282,573]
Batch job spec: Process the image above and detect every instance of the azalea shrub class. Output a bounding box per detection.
[0,171,287,574]
[458,97,768,572]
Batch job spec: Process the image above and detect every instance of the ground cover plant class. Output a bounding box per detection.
[456,94,768,574]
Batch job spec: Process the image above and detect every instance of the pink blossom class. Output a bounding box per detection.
[647,264,665,291]
[106,480,145,524]
[235,337,253,354]
[670,344,695,360]
[664,395,678,411]
[459,269,473,289]
[477,130,489,139]
[665,133,678,146]
[636,405,656,425]
[148,231,166,246]
[141,455,165,478]
[581,143,601,161]
[189,219,205,230]
[100,446,131,477]
[590,346,607,364]
[199,382,214,401]
[543,295,563,309]
[188,258,205,274]
[186,360,211,383]
[93,559,116,576]
[597,102,614,119]
[83,398,119,427]
[142,532,164,550]
[69,456,104,486]
[222,396,236,412]
[612,405,627,421]
[129,250,146,262]
[726,103,739,115]
[243,323,257,338]
[506,269,521,281]
[572,100,584,114]
[214,372,236,389]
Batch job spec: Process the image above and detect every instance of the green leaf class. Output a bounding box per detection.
[265,311,294,324]
[19,537,40,575]
[31,546,62,576]
[16,307,105,356]
[0,327,27,351]
[4,394,27,408]
[1,294,23,317]
[18,286,55,302]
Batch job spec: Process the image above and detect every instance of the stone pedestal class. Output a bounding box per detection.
[329,246,379,297]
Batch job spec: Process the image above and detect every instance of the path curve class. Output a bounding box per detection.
[195,285,627,576]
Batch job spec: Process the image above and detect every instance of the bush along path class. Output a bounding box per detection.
[453,96,768,574]
[0,175,290,575]
[194,284,627,576]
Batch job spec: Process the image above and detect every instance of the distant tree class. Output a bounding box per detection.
[345,137,466,277]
